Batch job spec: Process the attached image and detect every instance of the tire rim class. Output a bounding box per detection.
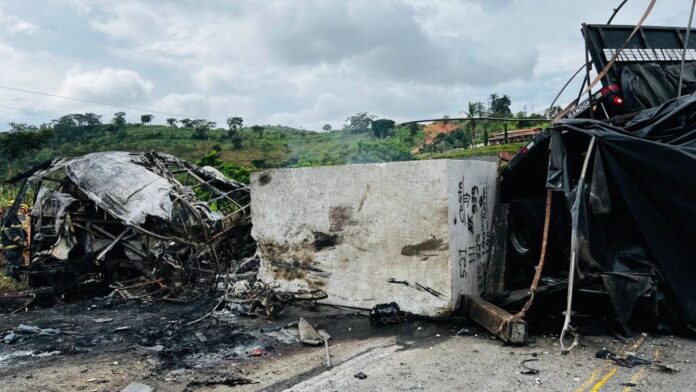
[509,217,531,255]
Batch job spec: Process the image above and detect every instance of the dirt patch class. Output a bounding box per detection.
[401,237,445,256]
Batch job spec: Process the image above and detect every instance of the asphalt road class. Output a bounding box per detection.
[0,301,693,391]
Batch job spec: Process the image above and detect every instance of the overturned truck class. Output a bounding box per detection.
[11,151,252,294]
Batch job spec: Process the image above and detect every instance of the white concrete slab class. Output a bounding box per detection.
[251,159,498,317]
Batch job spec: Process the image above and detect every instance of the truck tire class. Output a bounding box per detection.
[507,197,545,289]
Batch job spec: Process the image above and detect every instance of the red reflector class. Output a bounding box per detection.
[601,83,620,96]
[612,95,624,106]
[520,146,529,154]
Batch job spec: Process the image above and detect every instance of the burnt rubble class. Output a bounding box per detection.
[12,151,253,297]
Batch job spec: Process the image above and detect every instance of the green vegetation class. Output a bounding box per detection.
[0,114,425,183]
[0,93,543,184]
[418,142,526,160]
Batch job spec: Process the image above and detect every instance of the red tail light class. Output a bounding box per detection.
[601,84,620,96]
[612,95,624,106]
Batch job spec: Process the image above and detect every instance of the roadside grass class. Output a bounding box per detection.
[417,142,526,160]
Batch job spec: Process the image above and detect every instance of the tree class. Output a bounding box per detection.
[112,112,127,130]
[227,116,243,132]
[84,113,102,127]
[343,112,375,133]
[181,118,193,128]
[192,121,210,139]
[322,124,332,132]
[0,122,53,161]
[487,94,512,117]
[229,133,243,149]
[140,114,154,125]
[463,101,485,140]
[544,105,562,119]
[166,118,178,127]
[251,125,265,138]
[371,119,395,139]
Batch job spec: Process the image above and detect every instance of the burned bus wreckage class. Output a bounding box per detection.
[6,151,253,295]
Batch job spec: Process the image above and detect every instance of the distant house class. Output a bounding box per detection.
[488,127,542,145]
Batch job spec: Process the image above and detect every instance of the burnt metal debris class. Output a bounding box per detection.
[8,151,253,297]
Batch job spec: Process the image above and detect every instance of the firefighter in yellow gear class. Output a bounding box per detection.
[18,204,31,265]
[2,218,26,281]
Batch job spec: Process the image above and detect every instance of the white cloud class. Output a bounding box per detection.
[0,10,39,34]
[57,67,154,105]
[1,0,695,130]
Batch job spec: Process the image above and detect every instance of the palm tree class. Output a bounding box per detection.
[462,102,484,140]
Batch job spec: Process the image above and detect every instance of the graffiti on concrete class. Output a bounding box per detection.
[455,179,492,294]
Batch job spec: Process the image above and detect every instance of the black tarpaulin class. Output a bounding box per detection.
[548,92,696,331]
[621,63,696,113]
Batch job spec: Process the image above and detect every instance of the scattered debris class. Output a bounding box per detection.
[184,376,255,391]
[657,363,680,373]
[387,279,443,298]
[263,323,300,345]
[15,324,60,336]
[298,317,323,346]
[264,329,299,344]
[121,381,153,392]
[195,332,207,343]
[369,302,403,326]
[520,358,540,375]
[461,295,526,344]
[595,349,652,368]
[226,280,283,317]
[3,333,17,344]
[354,372,367,380]
[93,318,113,323]
[455,327,472,336]
[320,329,332,368]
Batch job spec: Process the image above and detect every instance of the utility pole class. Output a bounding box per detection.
[504,122,508,144]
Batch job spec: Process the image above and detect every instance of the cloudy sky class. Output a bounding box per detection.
[0,0,691,131]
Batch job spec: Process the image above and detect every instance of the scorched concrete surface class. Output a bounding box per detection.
[251,160,498,317]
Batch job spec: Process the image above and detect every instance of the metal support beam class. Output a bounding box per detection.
[462,294,527,344]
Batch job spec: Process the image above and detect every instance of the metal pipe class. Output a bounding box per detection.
[560,136,596,353]
[678,0,696,97]
[607,0,629,25]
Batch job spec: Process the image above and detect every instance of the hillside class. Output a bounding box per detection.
[1,123,429,182]
[0,118,533,187]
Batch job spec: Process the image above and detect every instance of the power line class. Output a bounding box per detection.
[0,84,191,118]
